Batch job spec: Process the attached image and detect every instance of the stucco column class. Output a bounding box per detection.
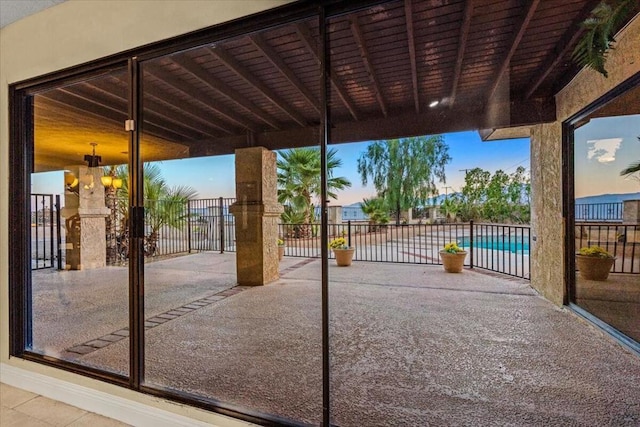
[61,166,110,270]
[530,123,565,305]
[230,147,284,286]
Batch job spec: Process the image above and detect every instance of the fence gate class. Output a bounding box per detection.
[31,194,62,270]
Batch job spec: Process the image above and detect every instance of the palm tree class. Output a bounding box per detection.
[360,197,389,232]
[108,163,197,256]
[277,147,351,236]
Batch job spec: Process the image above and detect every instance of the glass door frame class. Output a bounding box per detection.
[563,71,640,356]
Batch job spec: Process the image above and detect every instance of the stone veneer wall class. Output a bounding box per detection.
[529,13,640,305]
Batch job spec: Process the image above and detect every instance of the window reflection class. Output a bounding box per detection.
[573,83,640,343]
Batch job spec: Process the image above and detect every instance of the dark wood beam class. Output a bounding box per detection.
[207,46,307,126]
[112,74,235,134]
[170,56,281,130]
[524,0,599,99]
[296,22,360,121]
[450,0,474,107]
[186,97,555,157]
[249,33,321,114]
[404,0,420,113]
[37,93,195,144]
[82,81,220,139]
[55,87,206,141]
[486,0,541,101]
[350,17,387,117]
[145,67,261,132]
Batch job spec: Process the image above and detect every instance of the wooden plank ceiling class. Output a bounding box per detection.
[34,0,638,171]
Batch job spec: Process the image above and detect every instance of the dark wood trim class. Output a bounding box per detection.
[350,16,387,117]
[486,0,541,101]
[169,56,281,130]
[524,0,599,99]
[404,0,420,113]
[450,0,474,107]
[208,46,308,126]
[145,66,261,132]
[296,22,360,121]
[249,33,321,114]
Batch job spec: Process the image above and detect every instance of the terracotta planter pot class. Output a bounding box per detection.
[439,250,467,273]
[576,254,615,281]
[278,245,285,261]
[333,248,355,266]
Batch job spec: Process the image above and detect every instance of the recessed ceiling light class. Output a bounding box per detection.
[429,100,439,108]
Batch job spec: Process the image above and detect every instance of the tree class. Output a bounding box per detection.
[110,163,197,256]
[360,197,390,231]
[277,147,351,229]
[572,0,636,78]
[455,166,531,223]
[357,135,451,225]
[619,136,640,182]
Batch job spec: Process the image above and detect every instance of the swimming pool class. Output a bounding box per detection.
[458,235,530,254]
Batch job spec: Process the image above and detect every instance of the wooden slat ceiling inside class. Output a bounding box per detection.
[33,0,639,172]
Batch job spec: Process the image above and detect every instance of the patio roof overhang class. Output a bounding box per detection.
[31,0,640,172]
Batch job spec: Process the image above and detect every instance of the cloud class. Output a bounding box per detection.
[586,138,622,163]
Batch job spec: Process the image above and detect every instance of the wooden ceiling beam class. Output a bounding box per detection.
[82,81,220,139]
[249,33,321,114]
[450,0,474,107]
[207,46,308,126]
[404,0,420,113]
[112,74,235,134]
[38,93,196,144]
[146,67,261,132]
[296,22,360,121]
[524,0,599,99]
[486,0,541,101]
[170,56,281,130]
[350,17,387,117]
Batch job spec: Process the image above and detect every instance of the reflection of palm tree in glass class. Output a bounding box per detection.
[620,137,640,183]
[106,163,197,259]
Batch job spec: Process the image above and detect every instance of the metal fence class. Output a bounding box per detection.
[279,221,531,279]
[575,203,623,222]
[575,222,640,274]
[30,194,62,270]
[187,197,236,253]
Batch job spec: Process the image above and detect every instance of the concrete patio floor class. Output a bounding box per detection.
[31,253,640,426]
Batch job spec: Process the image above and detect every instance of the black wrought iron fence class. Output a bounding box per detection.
[30,194,62,270]
[575,222,640,274]
[278,221,531,279]
[188,197,236,253]
[575,203,623,222]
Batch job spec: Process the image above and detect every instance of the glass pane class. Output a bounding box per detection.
[30,69,130,376]
[140,16,322,424]
[573,83,640,343]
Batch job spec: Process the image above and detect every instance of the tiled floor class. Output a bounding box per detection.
[0,383,129,427]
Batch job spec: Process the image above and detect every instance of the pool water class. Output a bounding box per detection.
[458,236,530,254]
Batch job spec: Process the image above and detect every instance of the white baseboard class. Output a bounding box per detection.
[1,363,253,427]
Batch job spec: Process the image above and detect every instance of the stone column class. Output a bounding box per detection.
[229,147,283,286]
[328,206,343,236]
[61,166,110,270]
[530,123,565,305]
[623,200,640,224]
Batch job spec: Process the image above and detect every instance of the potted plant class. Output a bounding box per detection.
[576,246,615,281]
[329,236,355,266]
[439,242,467,273]
[277,238,285,261]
